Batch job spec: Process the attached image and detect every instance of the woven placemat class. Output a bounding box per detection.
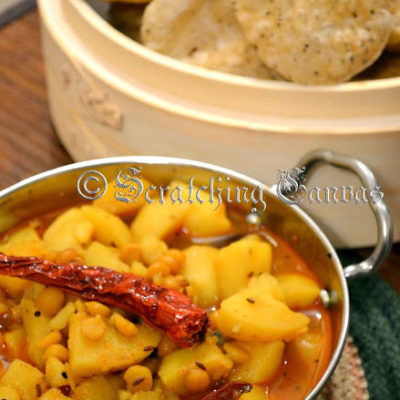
[318,336,369,400]
[317,272,400,400]
[348,274,400,400]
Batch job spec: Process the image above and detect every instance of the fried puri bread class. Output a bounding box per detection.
[232,0,396,84]
[141,0,276,79]
[387,4,400,52]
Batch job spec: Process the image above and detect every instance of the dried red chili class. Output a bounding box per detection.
[200,382,253,400]
[0,253,208,347]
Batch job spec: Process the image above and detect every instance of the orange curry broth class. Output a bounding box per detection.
[265,229,332,400]
[171,210,333,400]
[0,206,333,400]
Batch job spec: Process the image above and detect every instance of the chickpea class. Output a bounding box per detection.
[120,242,142,264]
[86,301,111,318]
[45,356,69,388]
[167,248,185,265]
[223,342,249,365]
[36,288,65,317]
[208,311,219,331]
[38,331,62,349]
[161,249,185,274]
[147,261,170,279]
[157,335,177,357]
[140,236,168,265]
[81,315,106,341]
[152,273,163,286]
[43,344,69,363]
[184,365,210,392]
[124,365,153,393]
[112,313,138,338]
[161,276,181,290]
[130,261,148,278]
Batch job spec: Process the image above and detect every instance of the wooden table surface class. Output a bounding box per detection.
[0,10,399,294]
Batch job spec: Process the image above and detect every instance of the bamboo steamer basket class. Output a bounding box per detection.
[38,0,400,247]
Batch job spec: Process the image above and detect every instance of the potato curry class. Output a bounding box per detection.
[0,179,332,400]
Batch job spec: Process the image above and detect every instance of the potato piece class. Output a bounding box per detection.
[183,187,232,237]
[43,208,91,252]
[45,357,70,388]
[151,384,178,400]
[39,388,70,400]
[1,225,40,244]
[241,385,268,400]
[0,386,21,400]
[0,226,45,298]
[94,178,152,217]
[276,274,320,310]
[287,332,323,366]
[182,246,219,308]
[1,359,46,400]
[25,284,46,300]
[69,313,161,377]
[230,341,284,383]
[74,222,94,246]
[216,237,272,300]
[222,342,249,365]
[74,376,119,400]
[50,302,76,331]
[139,236,168,265]
[131,391,163,400]
[21,298,52,368]
[107,374,126,394]
[216,287,309,342]
[85,242,130,273]
[159,343,233,395]
[0,276,30,299]
[43,344,69,364]
[36,288,65,318]
[81,206,132,248]
[248,273,285,302]
[131,182,190,240]
[118,390,132,400]
[0,226,46,258]
[4,327,27,360]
